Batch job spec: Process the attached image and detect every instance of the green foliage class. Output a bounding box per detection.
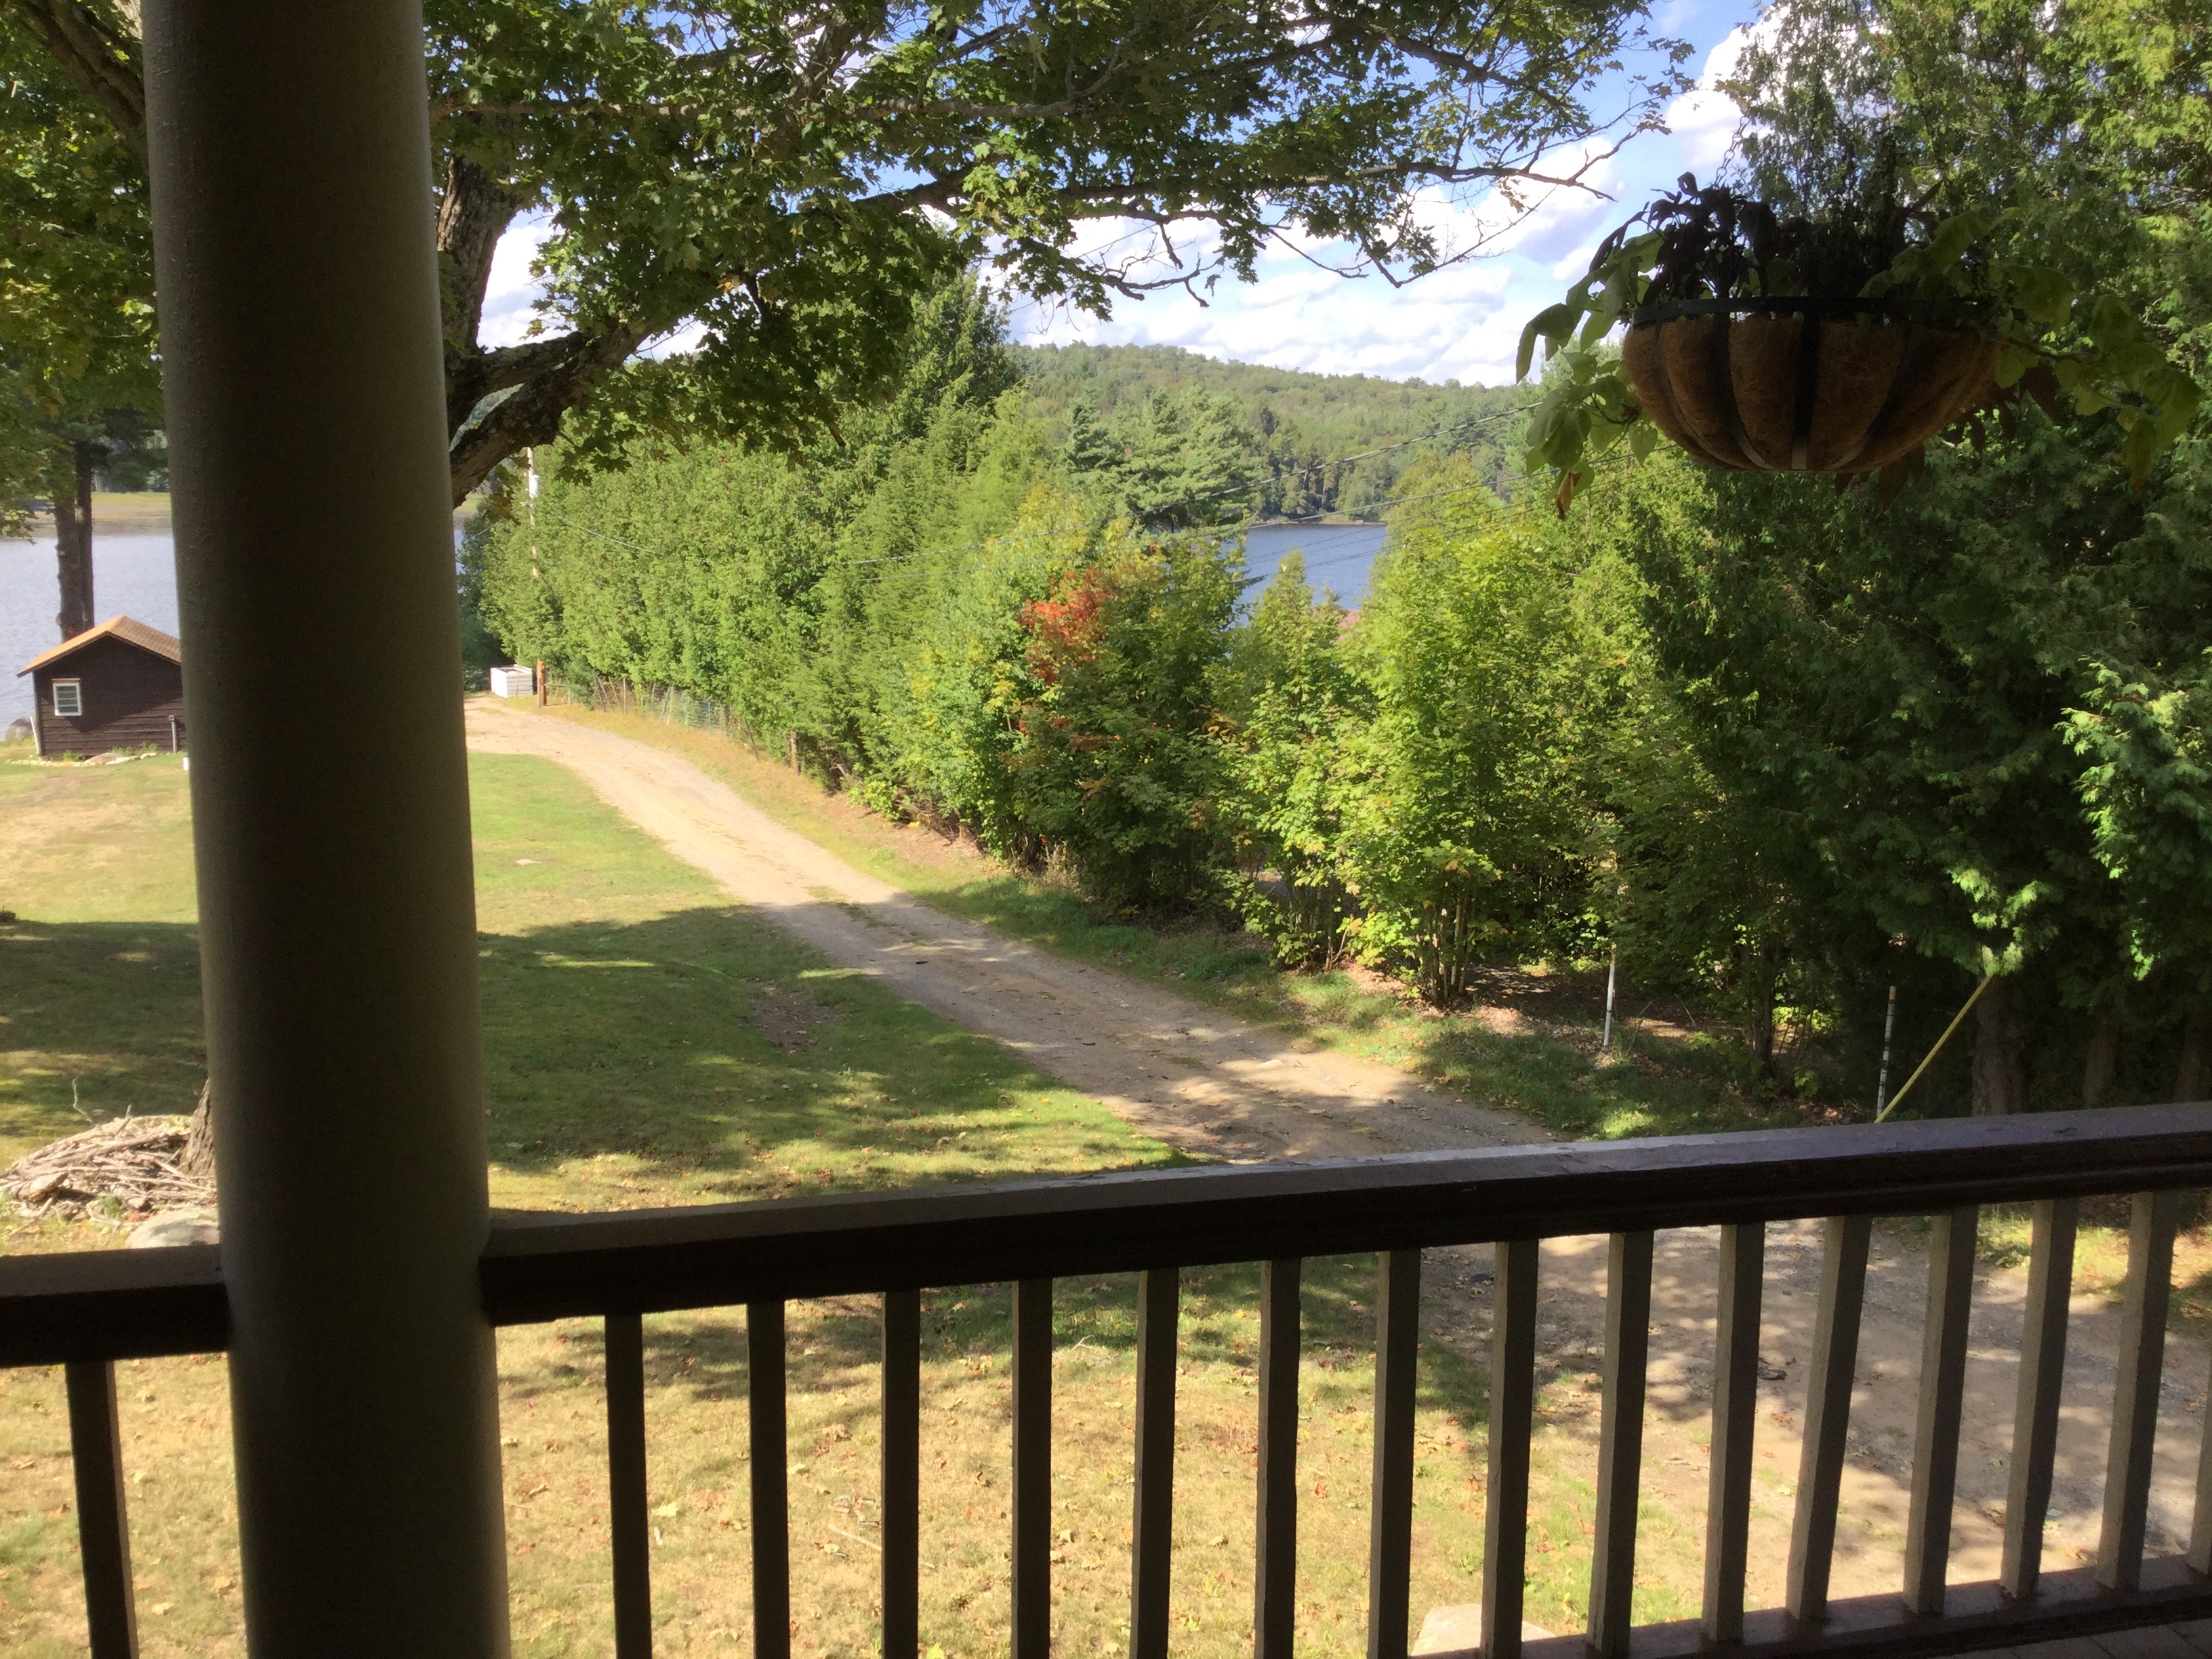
[1602,404,2212,1105]
[486,310,1630,991]
[1331,461,1604,1004]
[1217,552,1366,965]
[0,6,158,518]
[479,280,1026,745]
[994,526,1243,908]
[8,0,1683,499]
[2066,651,2212,996]
[2057,430,2212,1005]
[484,285,1248,910]
[1072,388,1258,528]
[482,266,2212,1115]
[1019,344,1526,514]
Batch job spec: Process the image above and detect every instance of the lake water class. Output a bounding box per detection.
[1239,521,1387,610]
[0,518,1393,728]
[1,535,181,729]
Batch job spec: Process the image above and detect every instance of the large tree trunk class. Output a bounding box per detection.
[181,1076,215,1182]
[2175,1008,2212,1102]
[1742,941,1780,1078]
[1972,974,2030,1115]
[52,441,96,639]
[435,152,519,360]
[2083,1012,2123,1109]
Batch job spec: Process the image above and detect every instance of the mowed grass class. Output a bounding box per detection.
[530,702,1818,1143]
[3,745,1563,1659]
[1,750,203,1165]
[1,746,1168,1202]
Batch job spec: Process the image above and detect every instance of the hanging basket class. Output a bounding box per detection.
[1620,298,2000,475]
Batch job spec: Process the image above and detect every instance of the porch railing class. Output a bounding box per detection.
[9,1104,2212,1659]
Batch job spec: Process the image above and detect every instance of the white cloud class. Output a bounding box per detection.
[478,217,556,349]
[1017,241,1538,386]
[470,4,1761,392]
[1664,25,1757,179]
[642,320,710,359]
[1017,3,1763,385]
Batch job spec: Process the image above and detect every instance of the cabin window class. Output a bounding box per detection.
[51,680,81,718]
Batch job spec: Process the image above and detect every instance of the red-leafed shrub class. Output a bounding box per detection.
[1019,568,1113,684]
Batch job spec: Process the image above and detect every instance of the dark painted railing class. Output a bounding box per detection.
[10,1105,2212,1659]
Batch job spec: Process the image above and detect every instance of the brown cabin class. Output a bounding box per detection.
[16,615,186,758]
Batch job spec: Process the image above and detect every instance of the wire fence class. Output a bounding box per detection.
[546,672,771,758]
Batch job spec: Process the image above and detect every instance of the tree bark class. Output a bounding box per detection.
[445,321,649,502]
[436,150,520,361]
[1743,943,1780,1078]
[2083,1012,2123,1109]
[1972,974,2030,1115]
[2175,1008,2212,1103]
[180,1076,214,1182]
[52,440,96,639]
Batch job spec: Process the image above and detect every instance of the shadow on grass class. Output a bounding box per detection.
[4,905,1191,1208]
[518,1253,1497,1487]
[476,905,1192,1205]
[0,920,207,1158]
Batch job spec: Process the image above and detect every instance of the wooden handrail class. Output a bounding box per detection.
[8,1105,2211,1364]
[12,1103,2212,1659]
[476,1106,2212,1324]
[0,1241,225,1367]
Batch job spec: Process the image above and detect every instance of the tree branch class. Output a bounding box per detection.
[1,0,146,162]
[446,322,649,505]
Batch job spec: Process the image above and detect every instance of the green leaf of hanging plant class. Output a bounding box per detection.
[1994,264,2073,326]
[1516,304,1576,382]
[1994,344,2040,388]
[1926,211,1992,272]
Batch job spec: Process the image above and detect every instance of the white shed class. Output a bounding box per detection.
[488,664,536,699]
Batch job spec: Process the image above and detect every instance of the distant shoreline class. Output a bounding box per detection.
[10,498,1375,543]
[21,492,176,536]
[19,491,481,539]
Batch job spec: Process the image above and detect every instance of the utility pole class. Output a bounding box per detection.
[526,445,541,581]
[1601,943,1619,1057]
[1872,985,1898,1117]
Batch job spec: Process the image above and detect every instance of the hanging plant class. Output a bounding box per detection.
[1516,174,2201,512]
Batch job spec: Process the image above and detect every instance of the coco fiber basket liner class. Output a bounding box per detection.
[1622,298,1999,474]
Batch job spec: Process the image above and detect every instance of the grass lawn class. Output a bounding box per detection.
[531,701,1843,1143]
[0,744,1544,1659]
[3,735,2192,1659]
[0,746,1168,1202]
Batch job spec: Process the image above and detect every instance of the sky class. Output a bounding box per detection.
[478,1,1764,392]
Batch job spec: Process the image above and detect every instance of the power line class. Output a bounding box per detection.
[849,473,1509,592]
[829,399,1530,571]
[536,512,668,556]
[518,399,1532,586]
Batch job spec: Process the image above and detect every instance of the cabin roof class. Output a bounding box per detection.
[16,616,184,678]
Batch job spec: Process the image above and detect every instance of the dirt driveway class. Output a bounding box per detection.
[468,698,2212,1624]
[467,698,1538,1163]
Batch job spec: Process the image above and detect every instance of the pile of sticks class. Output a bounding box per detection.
[1,1113,214,1219]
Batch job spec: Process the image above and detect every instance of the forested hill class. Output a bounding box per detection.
[1014,344,1525,517]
